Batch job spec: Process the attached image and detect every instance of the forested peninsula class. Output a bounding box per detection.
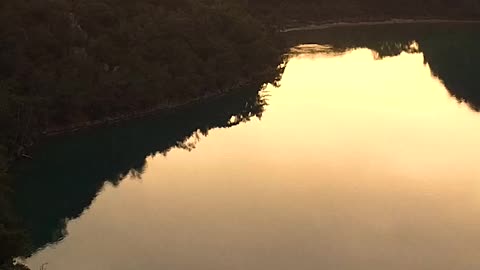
[2,0,480,269]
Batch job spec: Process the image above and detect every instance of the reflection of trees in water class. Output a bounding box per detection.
[421,35,480,111]
[12,23,480,259]
[12,64,285,256]
[286,22,480,111]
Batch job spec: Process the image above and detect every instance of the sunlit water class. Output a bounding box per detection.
[22,30,480,270]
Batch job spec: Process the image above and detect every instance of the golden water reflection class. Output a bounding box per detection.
[26,46,480,270]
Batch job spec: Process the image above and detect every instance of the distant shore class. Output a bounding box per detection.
[281,18,480,32]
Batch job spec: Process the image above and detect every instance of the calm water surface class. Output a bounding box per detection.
[17,23,480,270]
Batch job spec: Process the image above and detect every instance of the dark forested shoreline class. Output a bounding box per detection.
[0,0,285,268]
[0,0,284,159]
[2,0,480,159]
[2,0,480,268]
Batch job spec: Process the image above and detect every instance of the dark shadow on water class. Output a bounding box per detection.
[285,22,480,111]
[11,77,283,255]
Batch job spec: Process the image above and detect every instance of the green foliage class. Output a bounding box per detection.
[0,0,283,152]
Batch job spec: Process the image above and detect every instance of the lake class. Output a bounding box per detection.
[14,22,480,270]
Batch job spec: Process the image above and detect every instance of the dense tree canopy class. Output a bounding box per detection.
[0,0,283,157]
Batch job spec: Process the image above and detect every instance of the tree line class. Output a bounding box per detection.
[250,0,480,25]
